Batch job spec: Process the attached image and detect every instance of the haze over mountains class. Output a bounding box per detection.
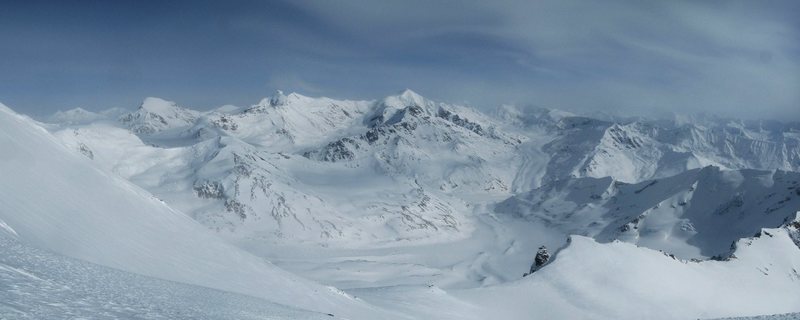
[1,90,799,319]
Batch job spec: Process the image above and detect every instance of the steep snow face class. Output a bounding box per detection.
[457,222,800,320]
[119,97,199,135]
[0,104,393,319]
[497,166,800,259]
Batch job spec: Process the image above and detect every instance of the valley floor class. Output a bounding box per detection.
[244,202,566,290]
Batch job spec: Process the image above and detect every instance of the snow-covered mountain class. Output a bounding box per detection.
[0,103,396,319]
[458,216,800,319]
[119,97,200,135]
[49,90,798,248]
[497,166,800,259]
[522,113,800,184]
[3,89,798,319]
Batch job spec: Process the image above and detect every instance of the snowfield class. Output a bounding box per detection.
[1,89,799,319]
[0,233,330,320]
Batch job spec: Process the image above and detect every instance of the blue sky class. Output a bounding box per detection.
[1,0,798,120]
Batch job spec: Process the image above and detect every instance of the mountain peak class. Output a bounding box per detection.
[268,90,288,106]
[398,88,426,105]
[140,97,180,114]
[120,97,198,134]
[399,88,423,100]
[380,89,428,109]
[264,90,311,107]
[47,107,104,125]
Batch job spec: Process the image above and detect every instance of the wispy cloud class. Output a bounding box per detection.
[0,0,797,120]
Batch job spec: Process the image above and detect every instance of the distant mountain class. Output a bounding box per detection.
[496,166,800,258]
[119,97,200,135]
[46,106,126,126]
[43,90,800,249]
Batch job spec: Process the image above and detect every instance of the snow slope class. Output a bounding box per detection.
[0,232,330,320]
[0,103,394,319]
[456,218,800,319]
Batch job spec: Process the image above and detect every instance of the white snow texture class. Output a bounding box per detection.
[1,90,799,319]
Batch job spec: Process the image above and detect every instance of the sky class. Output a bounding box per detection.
[1,0,798,120]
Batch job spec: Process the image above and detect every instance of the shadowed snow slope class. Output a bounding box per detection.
[0,103,393,319]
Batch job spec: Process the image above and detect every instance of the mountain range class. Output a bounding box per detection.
[1,90,798,319]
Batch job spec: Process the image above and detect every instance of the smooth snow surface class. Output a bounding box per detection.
[457,225,800,319]
[0,233,329,319]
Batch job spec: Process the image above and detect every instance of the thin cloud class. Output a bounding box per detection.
[0,0,797,120]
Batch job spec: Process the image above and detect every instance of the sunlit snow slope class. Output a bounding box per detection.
[0,232,330,319]
[456,218,800,320]
[0,103,393,319]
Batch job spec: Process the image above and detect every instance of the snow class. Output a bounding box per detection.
[5,88,800,319]
[0,103,394,319]
[455,225,800,319]
[715,314,800,320]
[118,97,199,135]
[497,166,800,259]
[0,233,330,319]
[140,97,180,114]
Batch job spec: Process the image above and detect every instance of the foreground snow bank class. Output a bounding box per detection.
[457,221,800,320]
[0,233,329,319]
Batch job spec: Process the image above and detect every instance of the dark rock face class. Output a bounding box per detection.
[305,137,359,162]
[210,115,238,131]
[524,246,551,276]
[534,246,550,269]
[437,108,484,136]
[77,142,94,159]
